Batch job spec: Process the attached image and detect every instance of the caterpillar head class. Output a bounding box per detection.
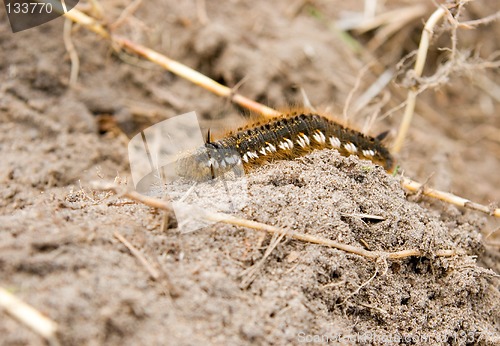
[175,144,244,181]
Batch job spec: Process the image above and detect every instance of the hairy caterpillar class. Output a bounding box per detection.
[176,111,394,180]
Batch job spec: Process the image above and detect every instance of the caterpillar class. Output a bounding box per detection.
[175,111,394,181]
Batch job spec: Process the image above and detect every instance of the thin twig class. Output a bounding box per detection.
[460,10,500,28]
[92,181,462,260]
[343,63,372,124]
[0,287,60,345]
[484,227,499,240]
[392,6,446,153]
[337,266,379,306]
[110,0,143,31]
[401,176,500,217]
[239,232,287,289]
[113,232,160,280]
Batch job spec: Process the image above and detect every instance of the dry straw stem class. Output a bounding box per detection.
[401,177,500,217]
[92,181,459,261]
[63,9,280,118]
[0,286,59,345]
[392,6,446,153]
[63,5,109,38]
[63,18,79,87]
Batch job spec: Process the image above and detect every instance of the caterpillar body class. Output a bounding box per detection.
[176,112,394,180]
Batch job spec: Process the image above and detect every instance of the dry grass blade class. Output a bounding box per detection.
[0,287,59,345]
[353,68,393,115]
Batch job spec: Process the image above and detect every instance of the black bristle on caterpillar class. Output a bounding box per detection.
[176,112,394,180]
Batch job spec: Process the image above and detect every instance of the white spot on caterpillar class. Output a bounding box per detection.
[278,138,294,150]
[266,142,277,153]
[362,149,376,157]
[344,142,358,154]
[312,130,326,145]
[247,151,259,159]
[296,133,310,148]
[242,153,249,163]
[329,136,341,148]
[303,134,310,145]
[259,147,267,156]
